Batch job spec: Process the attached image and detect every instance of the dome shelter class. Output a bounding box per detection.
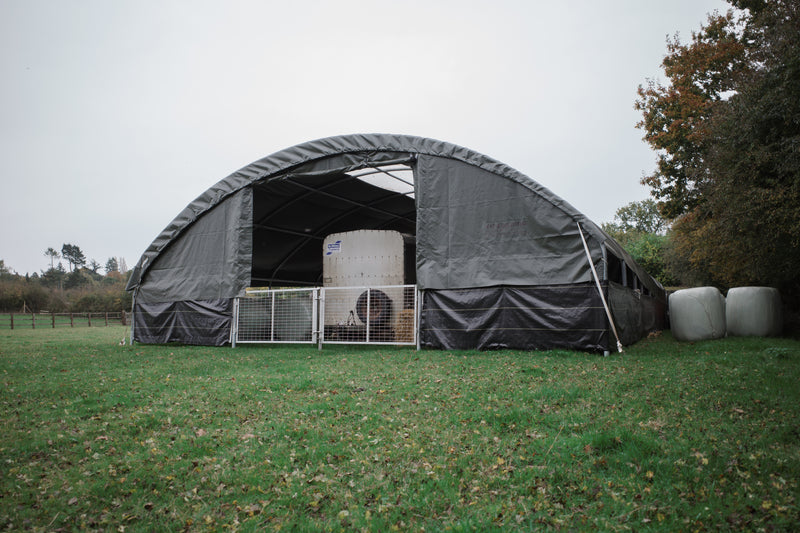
[127,134,665,351]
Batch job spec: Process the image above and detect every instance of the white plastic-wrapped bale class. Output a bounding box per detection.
[669,287,726,341]
[726,287,783,337]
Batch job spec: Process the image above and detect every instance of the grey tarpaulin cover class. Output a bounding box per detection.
[415,155,593,288]
[127,133,665,349]
[420,284,609,351]
[134,188,252,303]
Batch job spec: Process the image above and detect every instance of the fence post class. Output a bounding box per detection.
[105,312,108,326]
[230,298,238,348]
[70,313,74,327]
[32,312,35,329]
[9,313,13,330]
[270,295,276,342]
[315,288,322,351]
[121,310,127,326]
[52,312,55,328]
[87,313,92,327]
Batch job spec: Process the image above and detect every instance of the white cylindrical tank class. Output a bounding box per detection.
[669,287,726,342]
[726,287,782,337]
[322,230,404,288]
[322,230,405,328]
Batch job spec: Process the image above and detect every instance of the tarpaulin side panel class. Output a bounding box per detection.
[136,188,252,303]
[607,282,667,345]
[133,299,232,346]
[420,284,608,351]
[415,155,597,290]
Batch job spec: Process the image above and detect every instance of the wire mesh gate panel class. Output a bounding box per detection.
[321,285,417,345]
[232,288,318,345]
[231,285,417,347]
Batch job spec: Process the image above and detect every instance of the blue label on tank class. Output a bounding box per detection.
[326,240,342,255]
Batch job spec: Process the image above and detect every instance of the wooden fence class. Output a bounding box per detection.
[0,311,127,330]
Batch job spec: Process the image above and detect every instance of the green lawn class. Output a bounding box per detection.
[1,327,798,531]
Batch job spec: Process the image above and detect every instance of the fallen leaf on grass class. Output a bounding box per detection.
[243,503,261,515]
[68,497,78,506]
[195,429,207,437]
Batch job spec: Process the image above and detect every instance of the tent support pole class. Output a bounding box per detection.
[415,287,422,351]
[577,223,623,354]
[231,298,239,348]
[600,245,610,356]
[317,288,324,351]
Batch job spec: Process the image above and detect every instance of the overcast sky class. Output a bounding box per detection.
[0,0,732,276]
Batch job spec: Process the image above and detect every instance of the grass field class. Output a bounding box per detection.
[1,327,798,531]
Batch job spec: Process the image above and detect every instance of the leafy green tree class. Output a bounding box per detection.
[40,264,66,290]
[63,269,91,290]
[603,199,667,237]
[61,244,86,272]
[0,278,22,310]
[627,233,677,287]
[0,259,13,278]
[44,247,60,269]
[603,200,676,286]
[635,11,747,219]
[105,257,119,274]
[22,283,49,312]
[696,0,800,294]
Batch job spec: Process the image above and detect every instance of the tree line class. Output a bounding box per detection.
[0,244,131,313]
[43,244,128,276]
[612,0,798,308]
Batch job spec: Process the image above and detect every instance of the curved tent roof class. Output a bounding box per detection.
[127,133,660,297]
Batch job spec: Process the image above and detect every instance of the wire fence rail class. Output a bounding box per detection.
[0,311,128,330]
[321,285,417,346]
[232,284,418,347]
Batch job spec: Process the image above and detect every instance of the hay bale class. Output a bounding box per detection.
[726,287,782,337]
[669,287,726,342]
[395,309,416,343]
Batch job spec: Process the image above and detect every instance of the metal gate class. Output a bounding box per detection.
[232,288,318,345]
[231,285,418,347]
[320,285,418,346]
